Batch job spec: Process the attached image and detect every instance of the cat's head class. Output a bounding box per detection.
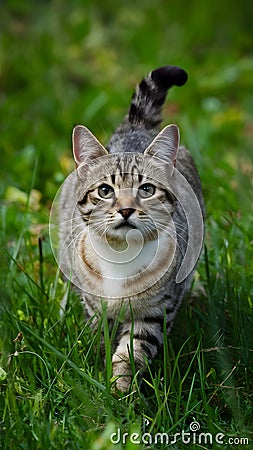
[73,125,179,245]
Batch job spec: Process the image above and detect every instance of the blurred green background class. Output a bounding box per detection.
[1,0,253,210]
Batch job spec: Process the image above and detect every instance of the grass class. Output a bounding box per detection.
[1,0,253,448]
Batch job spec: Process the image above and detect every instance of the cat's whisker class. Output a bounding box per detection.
[161,229,196,256]
[59,222,85,248]
[151,220,193,255]
[154,217,188,233]
[53,215,82,229]
[66,227,86,247]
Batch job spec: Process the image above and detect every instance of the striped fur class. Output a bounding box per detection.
[59,66,204,391]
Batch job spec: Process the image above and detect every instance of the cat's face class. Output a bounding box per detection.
[71,124,179,247]
[76,154,175,244]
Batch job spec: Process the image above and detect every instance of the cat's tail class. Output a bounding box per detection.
[127,65,188,129]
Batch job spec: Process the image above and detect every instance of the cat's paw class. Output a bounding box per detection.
[112,373,132,393]
[112,355,133,392]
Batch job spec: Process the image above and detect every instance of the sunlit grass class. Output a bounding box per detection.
[1,214,252,447]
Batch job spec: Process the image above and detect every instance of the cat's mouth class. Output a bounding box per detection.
[114,220,137,230]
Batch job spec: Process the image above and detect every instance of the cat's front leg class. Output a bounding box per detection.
[112,320,164,391]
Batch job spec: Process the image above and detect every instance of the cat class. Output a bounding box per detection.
[59,65,205,391]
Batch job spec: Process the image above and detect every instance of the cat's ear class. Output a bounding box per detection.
[144,124,179,166]
[72,125,108,165]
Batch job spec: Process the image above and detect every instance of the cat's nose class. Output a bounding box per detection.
[118,208,136,220]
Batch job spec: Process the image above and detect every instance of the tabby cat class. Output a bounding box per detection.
[59,65,204,391]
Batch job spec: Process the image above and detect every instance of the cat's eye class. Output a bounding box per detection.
[138,183,156,198]
[97,183,115,199]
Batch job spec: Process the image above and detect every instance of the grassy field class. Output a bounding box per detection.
[1,0,253,448]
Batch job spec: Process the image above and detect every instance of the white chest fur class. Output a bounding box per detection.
[80,229,176,299]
